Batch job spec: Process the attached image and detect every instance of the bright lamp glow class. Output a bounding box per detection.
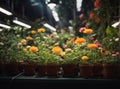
[48,3,59,22]
[0,23,11,29]
[52,11,59,21]
[47,3,56,10]
[13,18,31,28]
[0,7,12,15]
[76,0,82,12]
[112,21,120,28]
[44,23,56,32]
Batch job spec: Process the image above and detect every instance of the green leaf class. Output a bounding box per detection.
[106,26,118,37]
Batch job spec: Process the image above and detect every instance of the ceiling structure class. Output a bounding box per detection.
[0,0,54,26]
[0,0,119,29]
[0,0,76,29]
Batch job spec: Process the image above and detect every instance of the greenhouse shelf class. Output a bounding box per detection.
[0,73,120,89]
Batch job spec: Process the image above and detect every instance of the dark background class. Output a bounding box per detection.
[0,0,77,28]
[0,0,119,28]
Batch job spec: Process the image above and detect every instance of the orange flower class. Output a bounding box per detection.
[52,46,62,54]
[82,56,89,61]
[83,29,93,34]
[95,17,101,23]
[87,44,98,49]
[89,12,95,19]
[21,39,27,45]
[94,0,101,9]
[70,38,75,43]
[23,48,27,52]
[75,38,86,44]
[29,46,39,52]
[26,36,33,40]
[31,30,36,34]
[38,28,45,33]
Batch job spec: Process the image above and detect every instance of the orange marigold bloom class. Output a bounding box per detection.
[95,17,101,23]
[83,29,93,34]
[89,12,95,19]
[21,39,27,45]
[75,38,86,44]
[38,28,45,33]
[31,30,36,34]
[81,56,89,61]
[26,36,33,40]
[88,44,98,49]
[52,46,62,54]
[29,46,39,52]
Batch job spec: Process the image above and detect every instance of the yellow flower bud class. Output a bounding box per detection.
[60,52,66,57]
[82,56,89,61]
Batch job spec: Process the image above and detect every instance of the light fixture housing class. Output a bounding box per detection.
[0,7,12,16]
[44,23,56,32]
[13,17,31,28]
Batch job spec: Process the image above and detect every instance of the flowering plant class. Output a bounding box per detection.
[48,27,103,65]
[100,29,120,64]
[74,27,103,64]
[73,0,120,65]
[0,26,26,62]
[18,27,63,65]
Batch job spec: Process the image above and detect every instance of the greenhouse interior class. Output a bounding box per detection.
[0,0,120,89]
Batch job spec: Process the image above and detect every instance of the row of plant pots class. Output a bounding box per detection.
[79,63,119,79]
[0,62,119,79]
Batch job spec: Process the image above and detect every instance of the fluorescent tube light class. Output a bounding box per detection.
[112,21,120,28]
[0,7,12,15]
[0,23,11,29]
[44,23,56,31]
[76,0,82,12]
[48,3,59,22]
[52,11,59,22]
[13,18,31,28]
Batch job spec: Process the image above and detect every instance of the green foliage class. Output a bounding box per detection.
[106,26,118,37]
[101,51,119,64]
[0,26,26,62]
[62,50,81,64]
[102,37,119,52]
